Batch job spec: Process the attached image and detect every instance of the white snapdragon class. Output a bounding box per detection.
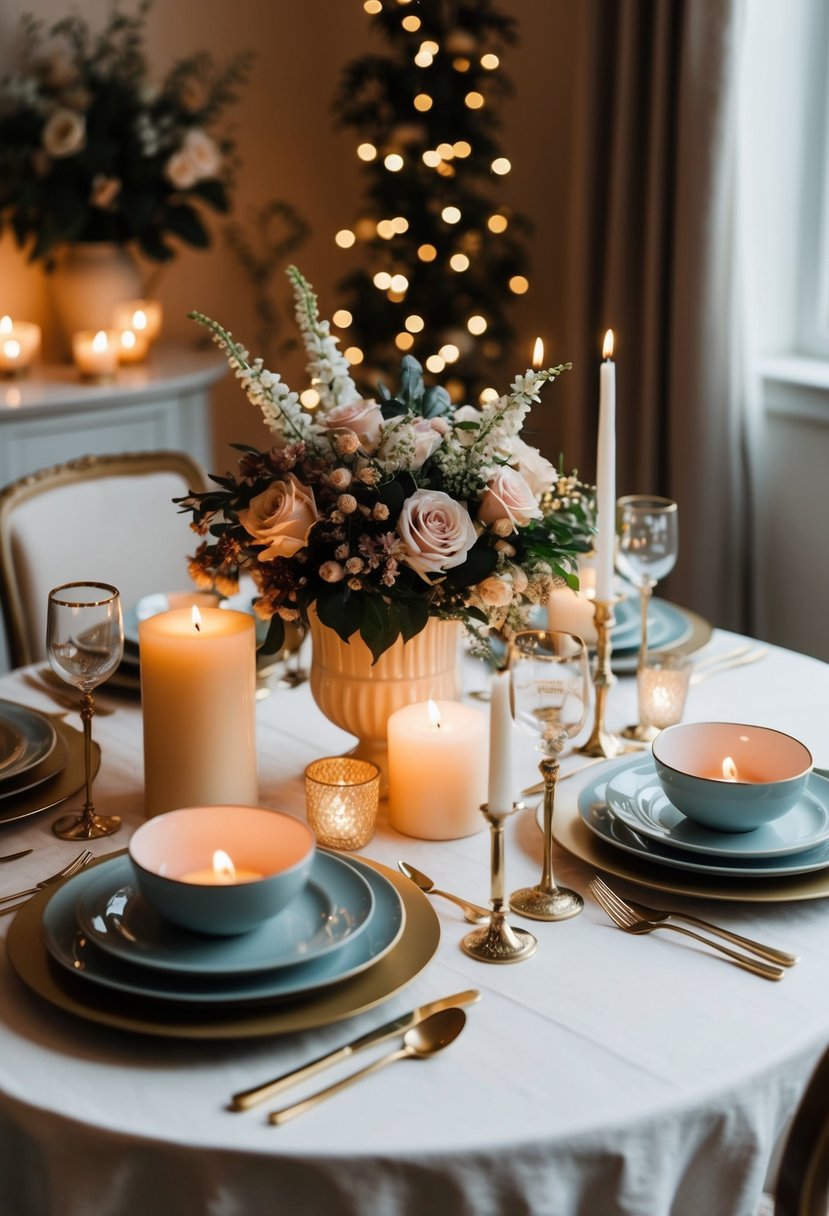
[288,266,359,410]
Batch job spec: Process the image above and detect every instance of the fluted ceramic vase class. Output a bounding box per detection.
[309,612,461,795]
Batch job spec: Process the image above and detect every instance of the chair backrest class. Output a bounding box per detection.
[0,451,209,668]
[776,1044,829,1216]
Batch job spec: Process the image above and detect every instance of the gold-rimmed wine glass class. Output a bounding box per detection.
[615,495,679,741]
[46,581,124,839]
[508,630,590,921]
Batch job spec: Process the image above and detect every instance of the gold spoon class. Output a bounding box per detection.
[397,862,491,924]
[268,1008,467,1125]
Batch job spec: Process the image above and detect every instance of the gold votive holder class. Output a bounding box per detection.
[304,756,380,851]
[637,652,692,732]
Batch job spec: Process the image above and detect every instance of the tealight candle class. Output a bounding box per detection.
[72,329,119,381]
[304,756,380,850]
[179,851,264,884]
[112,299,163,344]
[387,699,487,839]
[116,326,150,365]
[0,315,41,375]
[139,606,258,818]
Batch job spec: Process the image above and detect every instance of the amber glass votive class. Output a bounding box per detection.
[304,757,380,850]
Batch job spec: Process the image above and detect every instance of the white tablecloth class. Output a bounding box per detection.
[0,630,828,1216]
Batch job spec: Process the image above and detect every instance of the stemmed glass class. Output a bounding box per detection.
[509,630,590,921]
[46,582,124,839]
[615,495,679,741]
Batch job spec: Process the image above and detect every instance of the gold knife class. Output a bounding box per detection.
[229,988,481,1111]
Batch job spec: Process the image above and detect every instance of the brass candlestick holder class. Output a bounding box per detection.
[461,802,537,965]
[576,598,626,759]
[510,756,583,921]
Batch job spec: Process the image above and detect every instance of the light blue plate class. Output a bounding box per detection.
[42,853,405,1004]
[577,756,829,877]
[75,852,374,976]
[604,754,829,859]
[0,701,57,783]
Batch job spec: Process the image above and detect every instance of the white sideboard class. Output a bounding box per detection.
[0,343,226,485]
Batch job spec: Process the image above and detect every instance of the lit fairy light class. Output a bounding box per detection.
[357,142,377,161]
[465,91,484,109]
[450,253,470,272]
[417,244,437,262]
[373,271,392,290]
[395,332,414,350]
[479,387,499,405]
[335,229,356,248]
[413,93,433,112]
[488,214,508,233]
[481,53,500,69]
[422,149,441,168]
[344,346,364,364]
[491,157,512,175]
[441,205,461,224]
[509,275,529,295]
[425,354,446,373]
[333,309,352,328]
[467,315,487,335]
[384,153,404,172]
[405,314,425,332]
[300,388,321,409]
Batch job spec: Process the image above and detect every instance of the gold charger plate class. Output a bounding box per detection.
[0,717,98,826]
[6,856,440,1039]
[554,794,829,902]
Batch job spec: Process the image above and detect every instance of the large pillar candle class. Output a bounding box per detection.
[387,699,487,839]
[139,607,258,818]
[594,329,616,601]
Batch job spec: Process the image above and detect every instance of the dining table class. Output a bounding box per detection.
[0,623,827,1216]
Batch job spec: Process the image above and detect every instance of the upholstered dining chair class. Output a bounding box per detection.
[0,450,209,668]
[774,1044,829,1215]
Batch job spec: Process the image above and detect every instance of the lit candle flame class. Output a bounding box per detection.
[428,699,442,729]
[602,329,614,360]
[92,330,108,352]
[212,849,236,881]
[532,336,544,368]
[132,309,148,331]
[120,330,137,350]
[191,605,202,632]
[0,316,11,334]
[3,339,21,359]
[722,756,739,782]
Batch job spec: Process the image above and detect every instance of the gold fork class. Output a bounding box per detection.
[590,876,798,968]
[0,849,94,913]
[588,875,785,980]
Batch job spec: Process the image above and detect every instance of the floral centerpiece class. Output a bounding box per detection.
[179,267,593,662]
[0,0,251,263]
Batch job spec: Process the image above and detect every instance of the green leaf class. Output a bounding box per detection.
[397,355,424,412]
[421,385,451,419]
[165,204,210,248]
[360,595,399,663]
[443,540,499,590]
[316,585,362,643]
[191,179,228,212]
[392,596,429,642]
[258,614,285,656]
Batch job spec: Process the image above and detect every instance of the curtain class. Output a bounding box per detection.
[549,0,751,632]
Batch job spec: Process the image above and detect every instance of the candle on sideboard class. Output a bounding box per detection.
[487,669,515,812]
[116,326,150,365]
[594,328,616,601]
[72,329,119,381]
[112,299,163,344]
[0,314,41,374]
[387,699,487,839]
[139,606,258,818]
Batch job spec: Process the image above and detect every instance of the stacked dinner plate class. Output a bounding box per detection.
[0,699,94,825]
[534,596,711,672]
[7,846,440,1039]
[558,752,829,901]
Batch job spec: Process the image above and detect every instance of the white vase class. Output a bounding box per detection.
[309,612,461,796]
[49,243,143,356]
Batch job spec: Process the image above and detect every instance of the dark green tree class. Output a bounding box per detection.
[332,0,532,404]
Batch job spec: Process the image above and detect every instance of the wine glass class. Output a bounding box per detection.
[46,582,124,839]
[508,630,590,921]
[615,495,679,741]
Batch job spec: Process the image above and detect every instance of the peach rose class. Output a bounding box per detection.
[397,489,477,580]
[478,466,543,532]
[476,576,514,607]
[319,398,385,452]
[237,475,317,561]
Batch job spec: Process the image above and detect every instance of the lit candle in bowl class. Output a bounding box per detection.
[0,314,41,375]
[139,606,258,818]
[387,699,487,838]
[179,849,264,884]
[113,299,163,345]
[72,329,119,381]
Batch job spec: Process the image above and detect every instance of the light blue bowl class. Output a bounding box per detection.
[651,722,813,833]
[129,805,315,935]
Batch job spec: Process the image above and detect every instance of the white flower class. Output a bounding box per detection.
[452,404,481,447]
[377,416,443,471]
[478,466,543,532]
[41,107,85,158]
[397,489,477,580]
[181,127,221,179]
[165,147,199,190]
[509,436,557,497]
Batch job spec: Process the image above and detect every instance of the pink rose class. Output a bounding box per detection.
[397,489,477,580]
[320,398,384,452]
[478,466,543,532]
[237,474,318,560]
[377,416,444,470]
[509,437,557,497]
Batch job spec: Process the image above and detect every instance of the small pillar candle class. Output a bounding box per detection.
[73,329,119,381]
[139,606,258,818]
[0,315,41,375]
[116,326,150,364]
[387,699,487,839]
[113,299,163,344]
